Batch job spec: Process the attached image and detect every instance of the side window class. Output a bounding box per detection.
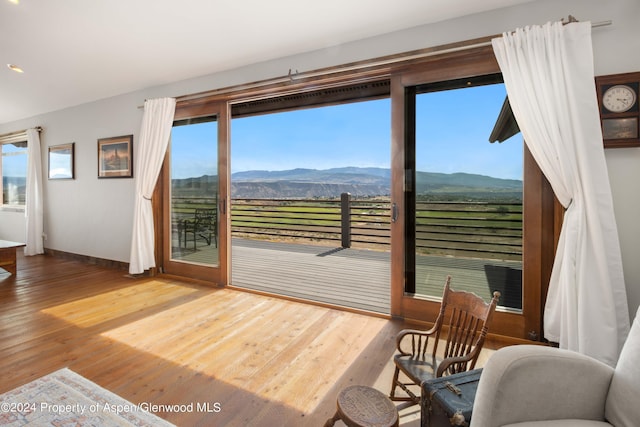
[1,140,28,207]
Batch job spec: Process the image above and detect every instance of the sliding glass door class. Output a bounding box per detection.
[390,51,556,340]
[407,76,524,311]
[162,102,229,284]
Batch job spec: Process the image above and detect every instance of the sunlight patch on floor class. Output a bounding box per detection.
[41,280,200,327]
[101,288,387,413]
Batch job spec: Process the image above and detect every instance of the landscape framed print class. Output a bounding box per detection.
[98,135,133,178]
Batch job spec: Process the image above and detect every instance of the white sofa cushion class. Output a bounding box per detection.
[470,345,613,426]
[605,306,640,427]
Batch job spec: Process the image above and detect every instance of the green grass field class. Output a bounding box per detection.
[171,197,523,259]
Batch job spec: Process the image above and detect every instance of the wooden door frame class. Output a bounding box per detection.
[153,99,231,285]
[389,45,560,340]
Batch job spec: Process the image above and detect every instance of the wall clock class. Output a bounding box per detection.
[595,71,640,148]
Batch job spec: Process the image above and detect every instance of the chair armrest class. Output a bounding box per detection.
[436,347,479,377]
[395,326,438,355]
[471,345,614,427]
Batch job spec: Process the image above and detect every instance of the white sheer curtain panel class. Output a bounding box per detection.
[25,128,44,255]
[129,98,176,275]
[492,21,629,366]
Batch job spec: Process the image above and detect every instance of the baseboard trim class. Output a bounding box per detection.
[44,248,131,272]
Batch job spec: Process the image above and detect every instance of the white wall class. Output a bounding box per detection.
[0,208,27,242]
[0,93,143,261]
[1,0,638,316]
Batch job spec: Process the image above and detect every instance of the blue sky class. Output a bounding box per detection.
[170,82,523,180]
[171,121,218,180]
[415,84,522,180]
[1,143,27,178]
[231,100,391,173]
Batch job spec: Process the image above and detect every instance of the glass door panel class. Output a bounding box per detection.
[162,102,229,286]
[408,79,524,311]
[169,117,219,266]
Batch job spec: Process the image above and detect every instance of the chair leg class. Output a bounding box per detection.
[390,366,420,406]
[200,233,211,246]
[390,366,401,399]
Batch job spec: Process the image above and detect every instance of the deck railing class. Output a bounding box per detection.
[232,195,522,260]
[231,195,391,248]
[414,200,522,261]
[172,195,522,261]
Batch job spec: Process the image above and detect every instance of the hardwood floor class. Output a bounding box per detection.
[0,253,423,426]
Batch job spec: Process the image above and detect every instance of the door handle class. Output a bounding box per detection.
[391,203,399,223]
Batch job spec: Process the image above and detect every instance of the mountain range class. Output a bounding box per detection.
[172,167,522,199]
[228,167,522,199]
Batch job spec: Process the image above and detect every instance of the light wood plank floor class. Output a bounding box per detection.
[1,253,443,426]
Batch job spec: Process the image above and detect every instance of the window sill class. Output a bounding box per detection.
[0,206,25,213]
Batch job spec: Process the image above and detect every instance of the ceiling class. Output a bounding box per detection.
[0,0,535,125]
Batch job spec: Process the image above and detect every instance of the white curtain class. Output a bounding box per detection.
[492,21,629,366]
[129,98,176,275]
[25,128,44,255]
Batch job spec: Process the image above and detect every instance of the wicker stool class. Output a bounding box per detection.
[324,385,399,427]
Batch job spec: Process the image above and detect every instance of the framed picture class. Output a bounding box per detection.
[98,135,133,178]
[48,143,75,180]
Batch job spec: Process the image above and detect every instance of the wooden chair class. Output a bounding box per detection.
[183,208,217,250]
[389,275,500,407]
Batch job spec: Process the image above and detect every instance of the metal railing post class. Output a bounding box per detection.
[341,192,351,248]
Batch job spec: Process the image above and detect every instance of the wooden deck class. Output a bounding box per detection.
[232,239,391,314]
[230,238,522,314]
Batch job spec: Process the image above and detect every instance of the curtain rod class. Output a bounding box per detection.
[282,19,612,83]
[0,126,42,140]
[141,17,611,107]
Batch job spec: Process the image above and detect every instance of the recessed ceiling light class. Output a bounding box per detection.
[8,0,20,4]
[7,64,24,73]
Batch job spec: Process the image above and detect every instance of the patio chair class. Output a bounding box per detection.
[389,275,500,407]
[183,208,217,250]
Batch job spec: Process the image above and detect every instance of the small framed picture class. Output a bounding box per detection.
[602,118,638,140]
[98,135,133,178]
[48,143,75,180]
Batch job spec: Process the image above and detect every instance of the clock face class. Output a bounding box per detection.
[603,84,637,113]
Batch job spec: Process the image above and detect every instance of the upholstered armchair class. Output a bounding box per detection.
[471,307,640,427]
